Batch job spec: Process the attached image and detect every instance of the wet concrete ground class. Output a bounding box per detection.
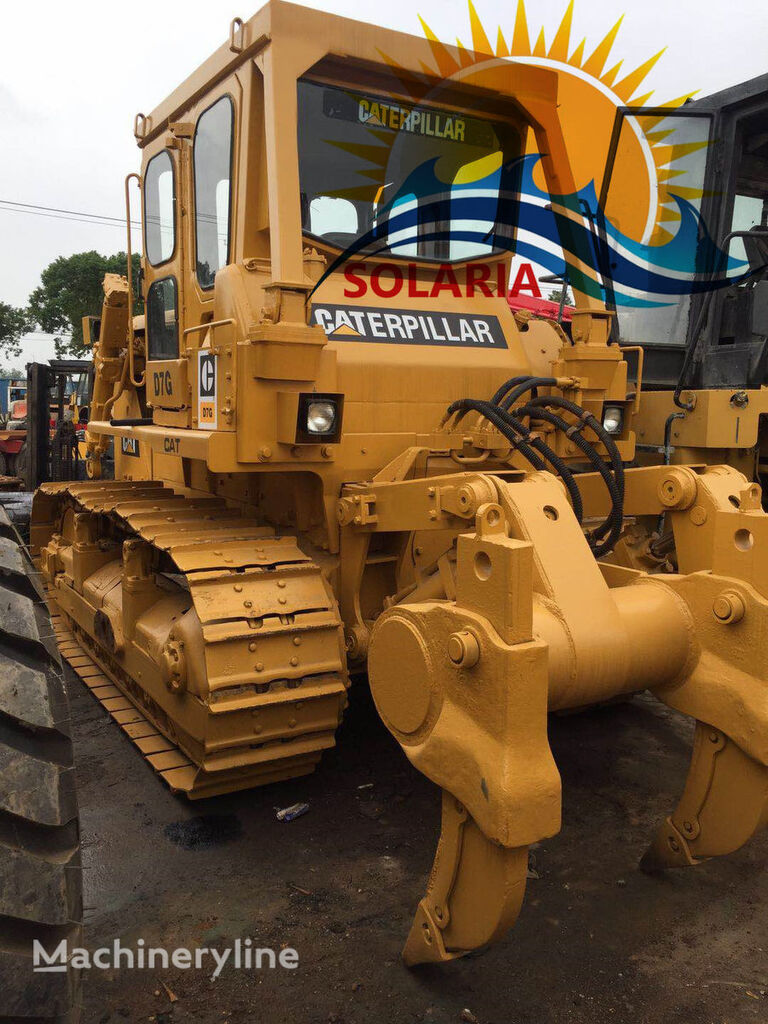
[68,673,768,1024]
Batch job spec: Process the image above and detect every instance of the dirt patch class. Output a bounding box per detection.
[68,678,768,1024]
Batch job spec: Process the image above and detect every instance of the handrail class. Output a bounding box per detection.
[621,345,645,412]
[229,17,245,53]
[124,172,145,388]
[182,318,235,337]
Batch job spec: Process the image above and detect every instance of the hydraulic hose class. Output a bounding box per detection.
[525,394,624,501]
[447,398,584,522]
[514,402,622,555]
[495,377,558,410]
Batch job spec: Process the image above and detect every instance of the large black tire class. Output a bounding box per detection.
[0,505,81,1023]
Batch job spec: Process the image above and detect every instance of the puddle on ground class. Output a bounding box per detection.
[163,813,243,850]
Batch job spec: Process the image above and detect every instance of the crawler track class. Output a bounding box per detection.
[33,481,348,798]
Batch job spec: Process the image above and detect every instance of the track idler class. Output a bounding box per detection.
[367,468,768,965]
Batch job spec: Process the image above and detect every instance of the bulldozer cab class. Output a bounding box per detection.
[128,0,611,471]
[601,75,768,390]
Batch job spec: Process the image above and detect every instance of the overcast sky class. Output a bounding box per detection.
[1,0,766,370]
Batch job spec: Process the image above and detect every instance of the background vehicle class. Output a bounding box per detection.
[0,377,26,420]
[593,76,768,567]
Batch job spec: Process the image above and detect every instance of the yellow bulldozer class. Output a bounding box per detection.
[9,4,768,1001]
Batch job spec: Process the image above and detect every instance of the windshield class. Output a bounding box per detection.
[297,80,522,262]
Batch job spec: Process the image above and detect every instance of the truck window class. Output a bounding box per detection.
[194,96,234,289]
[144,150,176,266]
[147,277,179,360]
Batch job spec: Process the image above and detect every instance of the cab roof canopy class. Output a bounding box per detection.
[137,0,561,148]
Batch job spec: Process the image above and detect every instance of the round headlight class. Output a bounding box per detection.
[602,405,623,435]
[307,400,336,434]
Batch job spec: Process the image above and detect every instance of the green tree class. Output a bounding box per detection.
[0,302,34,358]
[546,285,574,307]
[28,251,141,357]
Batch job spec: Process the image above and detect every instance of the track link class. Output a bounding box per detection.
[33,481,349,799]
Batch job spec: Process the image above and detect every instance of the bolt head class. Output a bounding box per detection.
[447,630,480,669]
[713,589,745,624]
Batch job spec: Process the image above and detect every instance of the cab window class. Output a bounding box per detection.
[194,96,234,289]
[147,277,179,360]
[144,151,176,266]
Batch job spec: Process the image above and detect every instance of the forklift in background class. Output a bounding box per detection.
[0,360,92,487]
[24,359,93,488]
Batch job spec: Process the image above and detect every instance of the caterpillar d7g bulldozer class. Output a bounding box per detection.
[28,1,768,966]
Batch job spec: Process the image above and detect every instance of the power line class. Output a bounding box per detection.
[0,199,140,229]
[0,207,130,230]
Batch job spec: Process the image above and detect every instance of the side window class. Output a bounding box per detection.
[147,278,179,360]
[194,96,234,289]
[144,151,175,266]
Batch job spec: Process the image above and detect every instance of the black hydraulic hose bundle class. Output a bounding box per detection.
[443,375,626,557]
[446,398,585,522]
[514,401,622,557]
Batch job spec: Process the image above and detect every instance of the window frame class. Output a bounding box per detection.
[193,94,235,291]
[146,275,180,361]
[143,149,177,269]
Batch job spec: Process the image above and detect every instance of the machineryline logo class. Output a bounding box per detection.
[32,938,299,980]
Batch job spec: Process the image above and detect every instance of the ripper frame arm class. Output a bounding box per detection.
[358,463,768,964]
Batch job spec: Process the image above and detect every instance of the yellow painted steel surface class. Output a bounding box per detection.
[35,480,347,798]
[29,0,768,967]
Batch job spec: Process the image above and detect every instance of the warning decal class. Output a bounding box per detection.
[197,351,218,430]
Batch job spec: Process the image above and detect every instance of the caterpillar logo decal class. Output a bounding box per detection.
[197,351,217,430]
[121,437,139,457]
[312,303,507,349]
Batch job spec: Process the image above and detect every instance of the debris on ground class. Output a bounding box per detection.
[460,1009,479,1023]
[276,802,310,822]
[288,882,312,896]
[161,981,178,1003]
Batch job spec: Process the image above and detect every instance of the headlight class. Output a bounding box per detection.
[602,405,624,435]
[306,400,337,434]
[294,392,344,444]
